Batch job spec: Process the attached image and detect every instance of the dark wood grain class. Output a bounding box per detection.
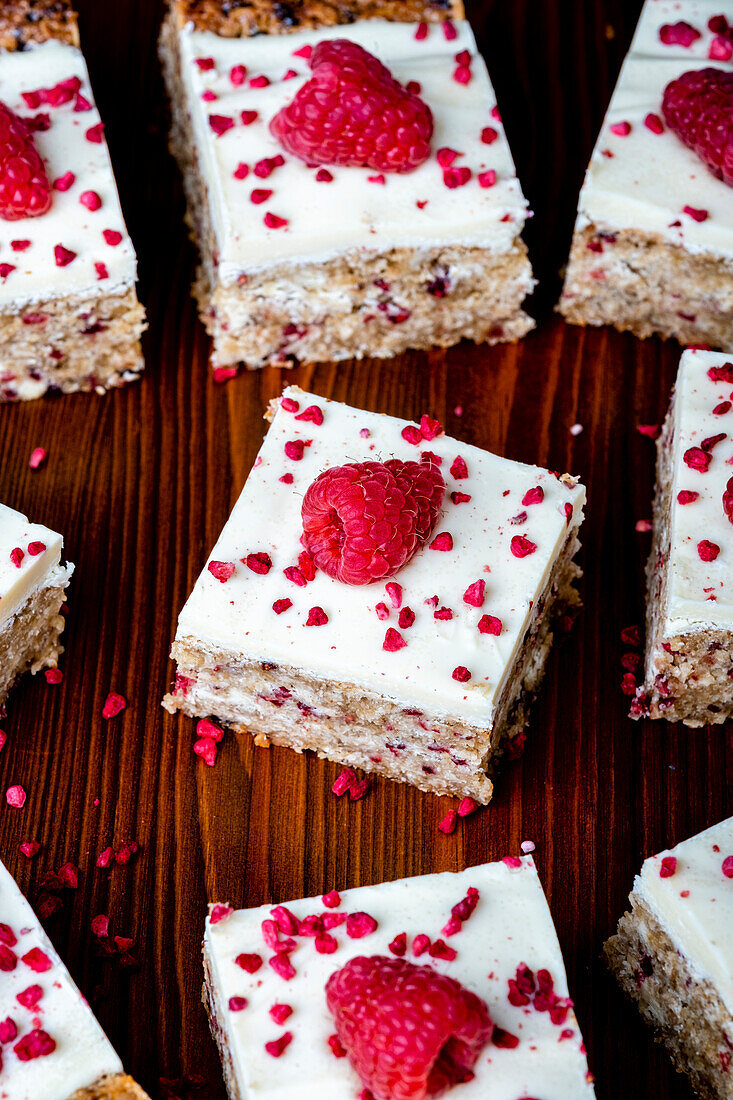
[0,1,730,1096]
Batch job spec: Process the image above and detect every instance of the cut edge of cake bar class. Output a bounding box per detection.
[158,0,535,371]
[0,1,147,401]
[604,820,733,1100]
[67,1076,153,1100]
[163,387,584,805]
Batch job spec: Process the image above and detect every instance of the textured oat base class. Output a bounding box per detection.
[0,0,78,51]
[559,224,733,350]
[632,401,733,726]
[68,1074,152,1100]
[170,0,464,37]
[0,570,71,707]
[163,528,581,804]
[0,286,146,402]
[605,892,733,1100]
[160,8,535,370]
[203,947,243,1100]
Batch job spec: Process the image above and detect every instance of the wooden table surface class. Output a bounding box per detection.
[0,0,731,1096]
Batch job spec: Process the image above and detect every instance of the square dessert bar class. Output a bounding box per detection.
[605,817,733,1100]
[559,0,733,349]
[204,860,596,1100]
[631,350,733,726]
[159,0,535,371]
[0,502,74,708]
[0,0,146,401]
[0,856,151,1099]
[164,386,585,804]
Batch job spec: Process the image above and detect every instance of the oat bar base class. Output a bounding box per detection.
[605,892,733,1100]
[160,5,534,370]
[0,571,70,706]
[163,527,580,804]
[0,0,78,51]
[203,948,243,1100]
[169,0,464,37]
[632,400,733,726]
[0,286,146,402]
[558,224,733,350]
[68,1075,152,1100]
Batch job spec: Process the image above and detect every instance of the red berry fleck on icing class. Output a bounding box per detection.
[285,439,305,460]
[322,890,341,908]
[229,996,247,1011]
[402,425,423,445]
[301,460,445,585]
[644,112,664,134]
[660,856,677,878]
[510,535,537,557]
[710,35,733,61]
[452,666,471,683]
[270,1003,293,1025]
[53,171,75,192]
[722,855,733,877]
[209,114,234,136]
[684,446,712,472]
[443,166,471,188]
[698,539,720,561]
[383,628,406,652]
[210,904,233,924]
[434,606,453,621]
[388,932,407,956]
[375,602,390,620]
[463,580,485,607]
[103,229,122,246]
[95,262,109,280]
[230,64,247,84]
[306,606,329,626]
[245,552,272,574]
[438,810,457,834]
[478,614,502,636]
[0,102,51,220]
[451,491,471,504]
[398,607,415,629]
[54,244,76,267]
[14,1028,56,1061]
[419,414,444,440]
[346,912,377,939]
[295,404,324,425]
[713,401,731,415]
[270,39,434,173]
[723,478,733,523]
[21,947,51,972]
[659,21,701,46]
[663,68,733,186]
[449,456,468,479]
[16,984,42,1008]
[430,532,453,552]
[316,167,334,181]
[241,110,259,125]
[265,1031,293,1057]
[208,560,235,582]
[609,121,632,136]
[326,955,492,1099]
[522,486,544,506]
[443,20,458,40]
[683,204,709,221]
[80,190,101,211]
[385,582,402,609]
[429,939,457,961]
[9,547,23,568]
[264,212,289,229]
[492,1026,519,1049]
[273,598,292,615]
[236,952,262,973]
[413,933,431,956]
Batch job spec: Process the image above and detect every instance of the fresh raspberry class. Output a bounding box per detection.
[301,460,444,585]
[0,100,51,220]
[662,68,733,186]
[270,39,433,173]
[326,955,492,1100]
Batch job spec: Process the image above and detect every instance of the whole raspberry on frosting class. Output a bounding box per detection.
[270,39,433,173]
[302,460,445,585]
[0,101,51,220]
[326,955,492,1100]
[662,68,733,186]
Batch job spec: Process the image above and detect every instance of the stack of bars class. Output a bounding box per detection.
[164,387,585,805]
[0,0,145,401]
[159,0,535,371]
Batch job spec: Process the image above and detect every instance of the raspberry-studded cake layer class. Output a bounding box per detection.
[203,860,595,1100]
[170,0,464,37]
[164,386,584,803]
[559,0,733,348]
[0,857,151,1100]
[0,0,79,52]
[0,502,74,706]
[632,351,733,726]
[160,11,534,368]
[605,817,733,1100]
[0,36,145,400]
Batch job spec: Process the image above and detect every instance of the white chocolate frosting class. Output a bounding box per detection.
[177,19,530,279]
[0,40,137,310]
[174,386,585,727]
[204,860,595,1100]
[0,504,72,630]
[575,0,733,261]
[0,858,123,1099]
[634,817,733,1015]
[662,350,733,634]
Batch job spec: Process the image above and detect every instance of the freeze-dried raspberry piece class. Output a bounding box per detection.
[301,460,444,585]
[659,20,701,46]
[660,856,677,877]
[326,955,492,1100]
[270,39,433,173]
[510,535,536,558]
[102,692,126,719]
[0,101,51,220]
[14,1027,56,1061]
[662,67,733,186]
[698,539,720,561]
[346,912,377,938]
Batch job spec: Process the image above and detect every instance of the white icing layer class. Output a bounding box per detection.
[663,350,733,634]
[575,0,733,261]
[0,40,137,310]
[205,861,595,1100]
[177,19,530,279]
[0,858,123,1099]
[635,816,733,1015]
[0,503,71,629]
[174,386,584,726]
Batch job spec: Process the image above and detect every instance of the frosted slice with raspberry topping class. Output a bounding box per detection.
[163,385,585,804]
[631,350,733,726]
[0,855,151,1099]
[0,502,74,708]
[605,816,733,1100]
[203,860,595,1100]
[159,0,535,371]
[0,1,145,402]
[559,0,733,349]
